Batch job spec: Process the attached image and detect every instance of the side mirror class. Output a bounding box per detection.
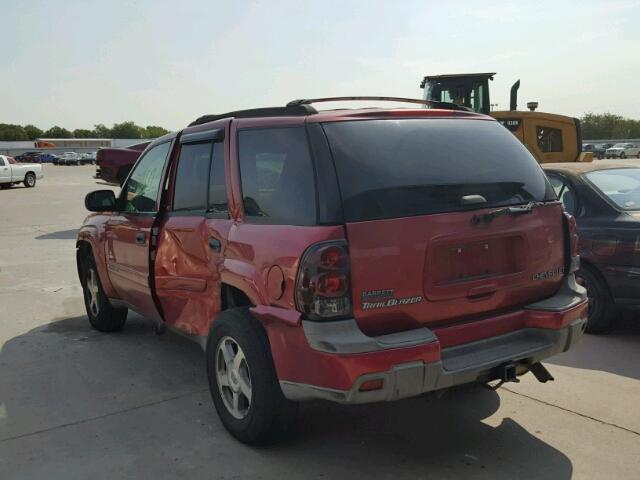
[85,190,117,212]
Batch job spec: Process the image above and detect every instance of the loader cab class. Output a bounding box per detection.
[492,111,588,163]
[420,72,494,114]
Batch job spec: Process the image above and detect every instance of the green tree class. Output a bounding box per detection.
[143,125,170,138]
[111,121,143,139]
[23,124,43,140]
[42,126,72,138]
[93,124,112,138]
[0,124,28,141]
[73,128,94,138]
[581,113,640,139]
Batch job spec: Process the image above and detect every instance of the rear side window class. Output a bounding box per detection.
[173,142,212,211]
[173,141,228,214]
[238,127,316,224]
[209,142,228,214]
[537,126,563,152]
[322,118,555,222]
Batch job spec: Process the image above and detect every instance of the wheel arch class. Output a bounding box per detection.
[75,231,119,299]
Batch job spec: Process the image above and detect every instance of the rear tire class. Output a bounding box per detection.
[80,253,127,332]
[0,183,10,189]
[576,266,614,333]
[620,152,626,159]
[24,173,36,188]
[206,307,297,444]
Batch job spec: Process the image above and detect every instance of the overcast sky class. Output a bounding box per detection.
[2,0,639,131]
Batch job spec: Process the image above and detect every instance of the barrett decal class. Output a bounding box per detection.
[362,295,423,310]
[361,289,394,300]
[532,266,565,281]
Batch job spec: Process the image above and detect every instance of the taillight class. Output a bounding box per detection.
[564,212,580,273]
[295,241,353,320]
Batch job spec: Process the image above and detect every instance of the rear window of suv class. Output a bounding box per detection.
[322,118,555,222]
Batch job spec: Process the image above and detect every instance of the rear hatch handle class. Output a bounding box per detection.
[471,201,542,225]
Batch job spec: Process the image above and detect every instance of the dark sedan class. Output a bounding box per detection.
[543,161,640,332]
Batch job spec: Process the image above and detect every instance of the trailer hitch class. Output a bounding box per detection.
[482,363,520,390]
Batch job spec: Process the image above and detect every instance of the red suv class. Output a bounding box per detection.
[77,97,588,443]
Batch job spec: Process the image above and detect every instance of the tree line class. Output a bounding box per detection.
[2,113,639,142]
[0,121,169,141]
[580,113,640,140]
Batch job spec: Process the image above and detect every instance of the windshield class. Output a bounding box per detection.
[584,168,640,210]
[612,143,626,148]
[322,118,555,222]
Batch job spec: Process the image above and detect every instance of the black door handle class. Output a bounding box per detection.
[135,232,146,245]
[208,237,222,252]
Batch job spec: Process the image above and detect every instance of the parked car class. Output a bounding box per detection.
[605,143,640,159]
[14,151,42,163]
[57,152,81,165]
[36,152,58,163]
[95,141,150,185]
[0,154,43,188]
[583,143,614,160]
[543,161,640,332]
[78,98,587,444]
[78,153,96,165]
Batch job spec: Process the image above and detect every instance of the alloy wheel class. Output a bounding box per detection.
[216,336,252,419]
[86,268,100,317]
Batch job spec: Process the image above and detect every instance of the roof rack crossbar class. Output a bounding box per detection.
[286,96,472,112]
[288,96,436,107]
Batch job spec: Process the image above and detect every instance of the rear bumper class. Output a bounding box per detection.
[273,276,588,404]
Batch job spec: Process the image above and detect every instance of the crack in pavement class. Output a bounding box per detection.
[503,387,640,437]
[0,388,209,444]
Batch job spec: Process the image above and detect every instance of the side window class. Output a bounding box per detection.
[548,174,577,216]
[208,142,228,215]
[238,127,316,224]
[0,157,5,167]
[537,126,563,153]
[123,142,171,213]
[173,142,212,211]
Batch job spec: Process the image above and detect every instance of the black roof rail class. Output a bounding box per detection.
[286,96,473,112]
[189,104,317,127]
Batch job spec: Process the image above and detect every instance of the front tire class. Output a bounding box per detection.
[24,173,36,188]
[206,308,296,444]
[80,253,127,332]
[620,152,626,159]
[576,266,614,333]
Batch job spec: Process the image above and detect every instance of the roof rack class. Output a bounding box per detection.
[189,104,317,127]
[190,96,471,126]
[287,96,472,111]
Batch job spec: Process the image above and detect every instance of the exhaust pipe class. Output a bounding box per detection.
[510,80,520,111]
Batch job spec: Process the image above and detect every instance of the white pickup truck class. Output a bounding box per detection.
[0,155,43,188]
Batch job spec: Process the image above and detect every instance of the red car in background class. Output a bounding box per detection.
[95,141,150,185]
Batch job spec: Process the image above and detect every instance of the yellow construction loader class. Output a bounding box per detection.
[420,73,592,163]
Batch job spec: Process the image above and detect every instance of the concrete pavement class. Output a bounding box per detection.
[1,165,639,479]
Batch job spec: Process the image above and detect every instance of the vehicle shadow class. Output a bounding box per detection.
[547,311,640,380]
[35,229,80,240]
[0,315,573,479]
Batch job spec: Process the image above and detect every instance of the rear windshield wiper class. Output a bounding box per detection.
[471,201,543,225]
